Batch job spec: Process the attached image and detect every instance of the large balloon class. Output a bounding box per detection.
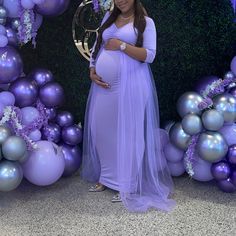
[22,141,65,186]
[213,93,236,123]
[3,0,21,18]
[169,122,191,150]
[164,142,184,163]
[42,123,61,143]
[201,109,224,131]
[194,75,219,94]
[35,0,70,17]
[56,111,74,127]
[0,46,23,84]
[230,56,236,75]
[9,77,38,107]
[197,132,228,163]
[28,68,54,87]
[21,106,40,125]
[167,161,185,177]
[217,178,236,193]
[61,144,82,177]
[39,82,64,108]
[0,125,11,144]
[181,114,202,135]
[211,162,231,181]
[219,123,236,146]
[0,91,15,106]
[62,125,82,146]
[0,161,23,192]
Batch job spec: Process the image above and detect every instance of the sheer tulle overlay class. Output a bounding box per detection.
[81,12,176,212]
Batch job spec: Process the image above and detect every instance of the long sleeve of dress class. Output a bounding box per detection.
[89,11,111,68]
[143,17,157,64]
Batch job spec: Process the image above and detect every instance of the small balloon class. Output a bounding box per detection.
[217,178,236,193]
[44,107,57,120]
[56,111,74,127]
[11,18,20,30]
[62,125,83,146]
[5,26,18,47]
[42,123,61,143]
[0,125,11,144]
[0,91,15,106]
[224,71,235,80]
[182,114,202,135]
[201,109,224,131]
[28,68,54,87]
[29,130,41,142]
[211,161,231,181]
[21,106,40,125]
[21,0,35,9]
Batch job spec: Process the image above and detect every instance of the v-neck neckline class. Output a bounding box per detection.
[113,21,133,30]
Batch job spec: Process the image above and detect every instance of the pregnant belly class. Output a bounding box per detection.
[95,50,120,86]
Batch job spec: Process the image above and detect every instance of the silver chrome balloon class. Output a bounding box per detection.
[197,132,228,163]
[202,109,224,131]
[224,71,235,80]
[182,114,203,135]
[169,122,191,150]
[177,91,204,118]
[11,18,20,30]
[213,93,236,123]
[0,17,6,25]
[0,125,11,144]
[0,161,23,192]
[0,6,7,18]
[2,136,27,161]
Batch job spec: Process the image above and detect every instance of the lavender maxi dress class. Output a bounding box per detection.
[81,12,176,212]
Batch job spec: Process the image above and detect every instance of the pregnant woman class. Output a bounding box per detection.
[81,0,175,212]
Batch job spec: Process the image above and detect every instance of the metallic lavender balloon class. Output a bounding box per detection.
[169,122,191,150]
[2,136,27,161]
[217,178,236,193]
[226,144,236,165]
[44,107,57,120]
[224,71,235,80]
[56,111,74,127]
[5,26,18,46]
[201,109,224,131]
[42,123,61,143]
[0,161,23,192]
[0,125,11,144]
[211,161,231,181]
[61,143,82,177]
[197,132,228,163]
[0,46,23,84]
[194,75,219,94]
[28,68,54,87]
[35,0,70,17]
[39,82,65,108]
[177,92,204,118]
[9,77,38,108]
[181,114,202,135]
[62,125,83,146]
[11,18,20,30]
[213,93,236,123]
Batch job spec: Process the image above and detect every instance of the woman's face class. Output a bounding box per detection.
[115,0,135,14]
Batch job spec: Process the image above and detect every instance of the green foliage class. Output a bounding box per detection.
[20,0,236,124]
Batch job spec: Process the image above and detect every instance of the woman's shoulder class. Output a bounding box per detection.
[144,16,155,26]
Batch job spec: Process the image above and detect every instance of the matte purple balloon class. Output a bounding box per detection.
[42,123,61,143]
[28,68,54,87]
[226,144,236,165]
[164,141,184,163]
[56,111,74,127]
[211,161,231,181]
[39,82,64,108]
[9,77,38,108]
[62,125,82,146]
[35,0,70,17]
[0,91,15,106]
[194,76,219,94]
[0,46,23,84]
[5,27,18,47]
[44,107,57,120]
[217,178,236,193]
[61,143,82,177]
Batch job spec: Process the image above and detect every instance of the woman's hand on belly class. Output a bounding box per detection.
[90,67,110,89]
[105,39,122,51]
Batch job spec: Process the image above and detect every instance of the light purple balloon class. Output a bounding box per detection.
[0,91,15,106]
[0,46,23,84]
[195,76,219,94]
[167,161,185,177]
[56,111,74,127]
[62,125,82,146]
[230,56,236,76]
[9,77,38,108]
[217,178,236,193]
[29,130,41,142]
[21,107,40,125]
[22,141,65,186]
[211,161,231,181]
[44,107,57,120]
[0,35,8,47]
[28,68,54,87]
[164,142,184,163]
[219,124,236,146]
[3,0,21,18]
[61,143,82,177]
[39,82,64,108]
[21,0,35,9]
[42,123,61,143]
[5,27,18,46]
[35,0,70,17]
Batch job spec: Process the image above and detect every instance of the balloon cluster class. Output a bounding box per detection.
[0,0,70,47]
[164,56,236,193]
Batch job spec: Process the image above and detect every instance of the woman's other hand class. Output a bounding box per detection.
[90,68,110,89]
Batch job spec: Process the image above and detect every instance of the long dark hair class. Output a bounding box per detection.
[92,0,148,60]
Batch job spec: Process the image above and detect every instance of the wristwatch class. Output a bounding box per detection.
[120,42,127,51]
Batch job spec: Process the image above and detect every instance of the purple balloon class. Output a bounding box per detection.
[9,77,38,108]
[0,91,15,106]
[42,122,61,143]
[219,124,236,146]
[39,82,64,108]
[164,142,184,163]
[211,161,231,181]
[0,46,23,84]
[44,107,57,120]
[230,56,236,76]
[35,0,70,17]
[217,177,236,193]
[167,161,185,177]
[231,170,236,186]
[0,35,8,47]
[62,125,82,146]
[61,144,82,177]
[29,130,41,142]
[226,144,236,165]
[21,106,40,125]
[22,141,65,186]
[56,111,74,127]
[28,68,54,87]
[194,76,219,94]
